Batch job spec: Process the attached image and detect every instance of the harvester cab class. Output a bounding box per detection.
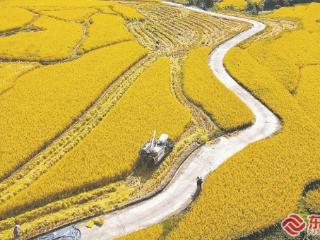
[139,131,174,168]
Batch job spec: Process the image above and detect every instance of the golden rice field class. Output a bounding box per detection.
[166,3,320,239]
[0,15,83,61]
[0,0,255,239]
[183,47,253,130]
[305,188,320,213]
[0,7,34,32]
[116,224,163,240]
[0,58,192,219]
[79,14,134,52]
[0,41,147,179]
[1,0,319,238]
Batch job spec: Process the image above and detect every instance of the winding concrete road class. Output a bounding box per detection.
[73,3,281,239]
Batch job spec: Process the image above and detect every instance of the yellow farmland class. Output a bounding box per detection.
[0,7,34,32]
[0,15,83,61]
[41,8,97,22]
[305,188,320,213]
[0,41,147,179]
[80,14,134,52]
[295,65,320,128]
[167,3,320,239]
[0,0,269,238]
[0,58,192,219]
[0,62,39,94]
[183,47,253,130]
[110,2,145,20]
[116,224,163,240]
[2,0,318,239]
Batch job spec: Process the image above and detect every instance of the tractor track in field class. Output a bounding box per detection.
[0,53,157,206]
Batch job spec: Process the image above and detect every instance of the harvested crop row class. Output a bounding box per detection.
[128,2,248,54]
[0,58,192,220]
[167,4,320,239]
[0,41,147,181]
[0,181,133,239]
[183,47,253,130]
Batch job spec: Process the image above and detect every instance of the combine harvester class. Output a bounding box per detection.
[139,131,174,168]
[33,132,173,240]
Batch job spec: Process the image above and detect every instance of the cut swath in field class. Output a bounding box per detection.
[0,181,133,240]
[126,1,248,53]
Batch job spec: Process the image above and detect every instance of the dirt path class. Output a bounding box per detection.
[71,3,281,239]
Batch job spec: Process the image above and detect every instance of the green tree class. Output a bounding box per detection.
[246,0,261,14]
[196,0,214,9]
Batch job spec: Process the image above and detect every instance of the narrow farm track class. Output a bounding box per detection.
[0,53,157,205]
[74,3,282,239]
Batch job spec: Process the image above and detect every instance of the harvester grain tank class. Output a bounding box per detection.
[139,131,174,167]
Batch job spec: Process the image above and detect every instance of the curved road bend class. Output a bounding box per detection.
[69,3,281,239]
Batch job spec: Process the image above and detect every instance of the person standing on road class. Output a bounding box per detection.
[13,224,21,239]
[196,176,203,189]
[192,177,203,200]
